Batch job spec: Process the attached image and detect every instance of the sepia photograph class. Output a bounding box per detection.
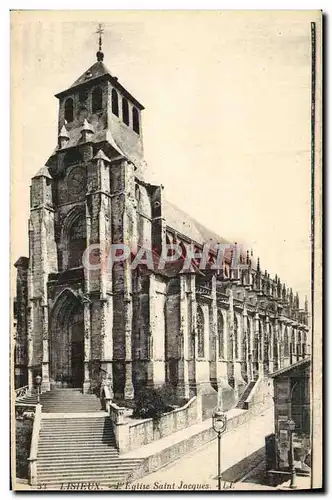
[10,10,322,491]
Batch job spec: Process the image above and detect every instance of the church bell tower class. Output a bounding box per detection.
[25,26,146,396]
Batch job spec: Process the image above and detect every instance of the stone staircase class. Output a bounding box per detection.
[236,380,257,410]
[37,416,142,489]
[16,389,143,488]
[18,388,102,413]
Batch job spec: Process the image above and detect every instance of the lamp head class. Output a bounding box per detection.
[35,375,42,386]
[212,406,227,433]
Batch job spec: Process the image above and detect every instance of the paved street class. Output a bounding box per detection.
[127,407,274,491]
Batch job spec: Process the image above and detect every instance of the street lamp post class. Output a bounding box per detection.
[212,407,227,491]
[35,375,42,405]
[286,418,297,489]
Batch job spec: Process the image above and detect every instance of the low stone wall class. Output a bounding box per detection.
[129,396,199,451]
[108,395,201,454]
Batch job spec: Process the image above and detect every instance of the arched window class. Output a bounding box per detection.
[302,331,307,356]
[247,317,251,352]
[68,214,86,268]
[234,314,239,359]
[258,320,262,361]
[64,98,74,123]
[264,322,269,361]
[122,97,129,125]
[268,323,273,359]
[133,107,140,134]
[197,306,205,358]
[92,87,103,113]
[217,311,224,359]
[284,326,289,357]
[291,327,296,353]
[112,89,119,116]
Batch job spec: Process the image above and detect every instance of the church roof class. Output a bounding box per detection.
[163,200,230,248]
[14,256,29,268]
[70,61,111,89]
[92,149,112,163]
[32,166,53,179]
[55,61,144,110]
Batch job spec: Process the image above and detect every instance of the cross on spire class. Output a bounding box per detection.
[95,23,105,62]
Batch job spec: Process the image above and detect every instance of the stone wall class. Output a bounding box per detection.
[128,396,199,451]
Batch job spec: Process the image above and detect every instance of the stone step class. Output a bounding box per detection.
[39,432,114,438]
[38,462,141,472]
[40,437,115,449]
[40,427,113,432]
[38,442,116,448]
[37,470,139,480]
[41,415,107,419]
[38,441,115,448]
[38,443,116,449]
[37,453,119,460]
[37,448,119,461]
[37,457,128,465]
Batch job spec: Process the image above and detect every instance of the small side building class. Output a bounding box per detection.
[266,356,311,485]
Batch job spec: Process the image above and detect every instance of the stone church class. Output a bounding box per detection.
[14,43,310,408]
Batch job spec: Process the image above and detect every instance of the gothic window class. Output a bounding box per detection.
[291,328,296,353]
[112,89,119,116]
[268,323,273,359]
[247,317,251,349]
[197,306,205,358]
[264,323,269,361]
[92,87,103,113]
[133,107,140,134]
[68,214,86,269]
[302,331,307,356]
[64,98,74,123]
[284,327,290,357]
[217,311,224,359]
[258,320,262,360]
[234,314,239,359]
[295,330,301,357]
[122,97,129,125]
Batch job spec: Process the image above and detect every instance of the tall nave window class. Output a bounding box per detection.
[217,311,224,359]
[197,306,205,358]
[234,314,239,359]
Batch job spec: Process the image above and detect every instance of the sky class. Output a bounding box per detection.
[11,10,321,304]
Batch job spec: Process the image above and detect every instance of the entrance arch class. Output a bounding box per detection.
[50,290,84,388]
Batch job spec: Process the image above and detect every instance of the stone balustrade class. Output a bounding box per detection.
[27,403,42,486]
[15,385,30,401]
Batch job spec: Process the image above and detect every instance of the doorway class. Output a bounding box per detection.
[70,313,84,388]
[50,292,85,389]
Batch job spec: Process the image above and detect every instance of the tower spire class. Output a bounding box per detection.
[96,23,105,62]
